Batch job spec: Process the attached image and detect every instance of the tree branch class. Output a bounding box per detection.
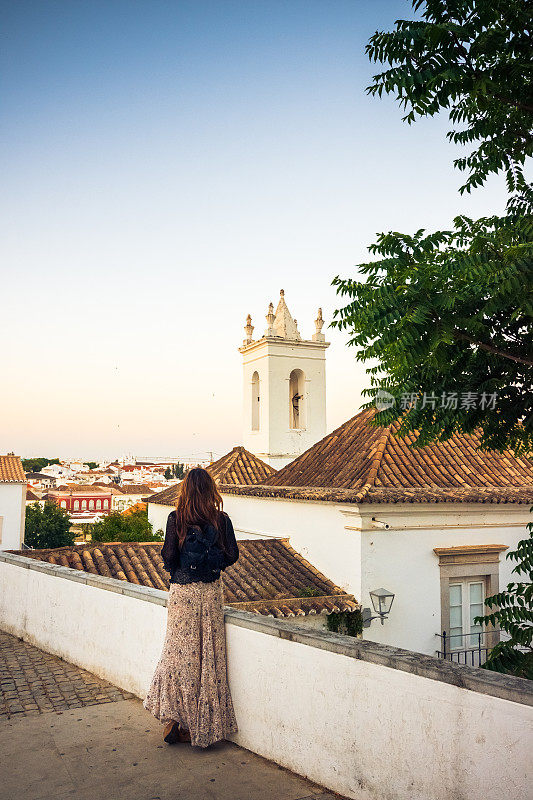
[454,331,533,366]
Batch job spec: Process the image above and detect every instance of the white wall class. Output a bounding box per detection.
[1,553,531,800]
[0,558,166,696]
[147,502,172,537]
[221,493,531,657]
[221,492,362,597]
[354,504,530,656]
[0,483,25,550]
[241,338,328,468]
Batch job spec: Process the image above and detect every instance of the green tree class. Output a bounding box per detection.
[164,467,172,480]
[333,0,533,455]
[332,214,533,454]
[86,462,98,470]
[173,462,185,479]
[475,514,533,679]
[22,457,60,474]
[90,507,162,543]
[366,0,533,207]
[25,502,74,549]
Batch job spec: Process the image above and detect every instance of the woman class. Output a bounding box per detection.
[143,467,240,748]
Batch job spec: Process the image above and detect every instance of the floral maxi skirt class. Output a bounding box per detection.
[143,578,238,748]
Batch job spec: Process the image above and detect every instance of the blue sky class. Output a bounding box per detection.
[1,1,506,460]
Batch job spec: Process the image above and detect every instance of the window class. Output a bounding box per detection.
[289,369,305,429]
[449,579,485,650]
[96,499,101,509]
[89,499,94,509]
[251,371,260,431]
[73,500,79,510]
[60,500,67,509]
[435,545,507,663]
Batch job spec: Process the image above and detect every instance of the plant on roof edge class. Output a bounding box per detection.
[475,511,533,680]
[332,0,533,455]
[327,610,363,638]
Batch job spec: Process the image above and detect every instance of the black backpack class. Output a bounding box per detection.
[180,520,226,579]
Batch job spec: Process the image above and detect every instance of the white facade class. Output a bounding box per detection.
[147,502,171,536]
[112,492,147,513]
[220,491,530,657]
[0,482,26,550]
[240,291,329,469]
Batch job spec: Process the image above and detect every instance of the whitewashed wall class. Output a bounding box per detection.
[221,492,531,656]
[221,492,362,596]
[148,502,171,537]
[354,503,530,655]
[1,553,531,800]
[0,483,26,550]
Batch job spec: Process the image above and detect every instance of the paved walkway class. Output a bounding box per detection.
[0,631,133,719]
[0,632,343,800]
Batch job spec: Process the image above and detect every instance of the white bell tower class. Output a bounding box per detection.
[239,290,329,469]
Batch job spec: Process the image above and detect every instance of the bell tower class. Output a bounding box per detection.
[239,290,329,469]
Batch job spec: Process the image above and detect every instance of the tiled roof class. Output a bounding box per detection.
[26,488,40,502]
[60,484,111,494]
[121,502,147,515]
[14,539,357,619]
[117,484,154,495]
[241,408,533,504]
[0,455,25,483]
[95,484,124,495]
[145,483,181,506]
[219,484,533,504]
[208,446,275,485]
[146,447,276,506]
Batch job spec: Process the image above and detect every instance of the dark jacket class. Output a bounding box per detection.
[161,510,239,584]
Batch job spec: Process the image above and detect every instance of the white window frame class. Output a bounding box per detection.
[448,577,485,651]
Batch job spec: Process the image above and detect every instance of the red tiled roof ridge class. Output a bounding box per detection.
[219,483,533,505]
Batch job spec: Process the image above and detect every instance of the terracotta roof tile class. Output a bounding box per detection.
[237,408,533,504]
[145,483,181,506]
[0,455,25,483]
[208,446,276,485]
[116,484,154,495]
[219,484,533,504]
[13,539,357,618]
[146,447,276,506]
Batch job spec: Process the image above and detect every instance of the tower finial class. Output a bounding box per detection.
[312,307,325,342]
[265,302,275,337]
[243,313,254,345]
[280,289,284,296]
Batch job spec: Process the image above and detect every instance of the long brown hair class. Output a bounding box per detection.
[175,467,225,549]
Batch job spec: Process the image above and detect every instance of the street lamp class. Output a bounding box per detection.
[362,588,395,627]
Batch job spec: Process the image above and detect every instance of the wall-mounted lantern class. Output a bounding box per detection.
[362,587,395,627]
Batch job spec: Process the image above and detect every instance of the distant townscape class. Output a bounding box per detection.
[24,456,194,525]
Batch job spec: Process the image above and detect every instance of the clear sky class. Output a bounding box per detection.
[1,0,506,461]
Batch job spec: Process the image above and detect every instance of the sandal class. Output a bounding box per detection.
[163,721,181,744]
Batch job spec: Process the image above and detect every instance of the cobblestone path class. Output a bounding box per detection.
[0,630,133,720]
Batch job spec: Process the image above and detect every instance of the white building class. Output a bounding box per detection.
[40,462,77,482]
[219,408,533,660]
[240,290,329,469]
[148,289,533,660]
[112,484,154,513]
[0,455,26,550]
